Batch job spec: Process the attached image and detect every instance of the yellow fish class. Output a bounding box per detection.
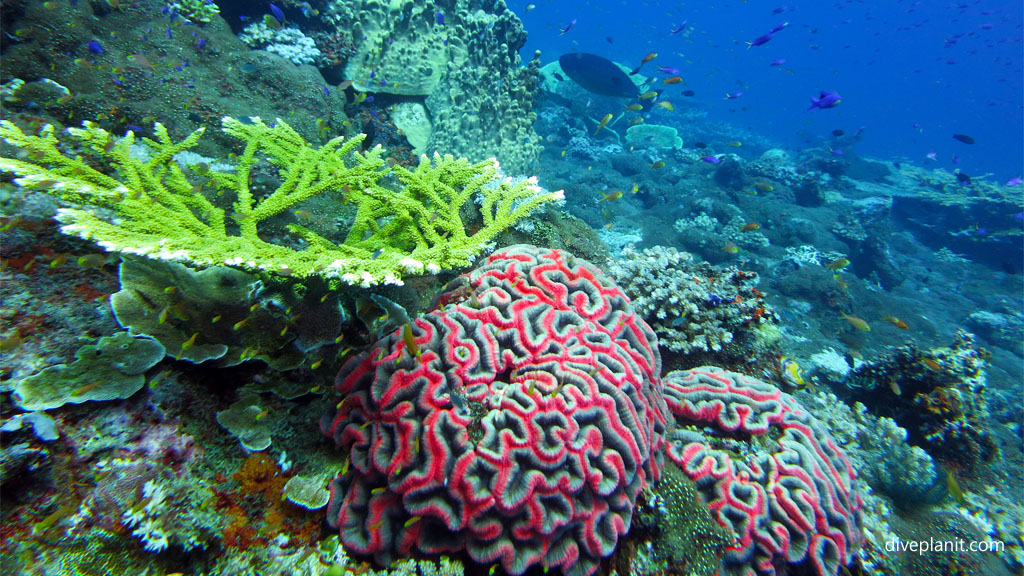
[403,323,421,360]
[654,101,674,111]
[598,190,623,202]
[638,90,658,100]
[726,140,743,147]
[625,103,643,111]
[826,258,850,271]
[594,113,614,135]
[753,180,774,192]
[840,312,870,331]
[780,357,806,387]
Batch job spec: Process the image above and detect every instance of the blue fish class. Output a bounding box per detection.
[435,11,445,26]
[808,90,842,110]
[87,40,104,54]
[269,3,285,25]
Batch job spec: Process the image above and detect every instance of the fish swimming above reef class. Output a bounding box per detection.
[558,53,640,99]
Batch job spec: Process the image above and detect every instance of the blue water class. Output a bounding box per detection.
[516,0,1023,182]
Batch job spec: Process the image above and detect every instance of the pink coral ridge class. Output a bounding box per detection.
[323,245,667,576]
[663,367,863,576]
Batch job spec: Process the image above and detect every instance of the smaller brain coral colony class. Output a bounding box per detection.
[323,245,668,576]
[323,246,865,576]
[663,367,863,576]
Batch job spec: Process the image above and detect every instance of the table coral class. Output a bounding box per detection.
[662,366,863,576]
[0,117,560,286]
[323,245,667,576]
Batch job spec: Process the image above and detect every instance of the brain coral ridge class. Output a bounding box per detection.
[323,245,667,576]
[662,367,863,576]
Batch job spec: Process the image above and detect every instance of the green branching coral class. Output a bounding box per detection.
[0,117,562,286]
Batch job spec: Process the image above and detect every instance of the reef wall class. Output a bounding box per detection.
[326,0,543,174]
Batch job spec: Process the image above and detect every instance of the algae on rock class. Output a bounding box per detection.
[325,0,542,173]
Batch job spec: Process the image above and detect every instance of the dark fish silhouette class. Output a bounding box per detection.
[952,133,975,144]
[558,53,640,98]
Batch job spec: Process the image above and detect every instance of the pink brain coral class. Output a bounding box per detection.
[663,367,863,576]
[323,245,667,576]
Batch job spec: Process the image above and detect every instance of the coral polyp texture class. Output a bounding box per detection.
[325,0,542,173]
[662,367,863,576]
[322,245,668,576]
[0,117,560,286]
[608,246,776,357]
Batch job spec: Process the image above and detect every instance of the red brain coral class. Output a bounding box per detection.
[663,367,863,576]
[323,245,667,576]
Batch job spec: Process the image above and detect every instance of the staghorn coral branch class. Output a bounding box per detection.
[0,117,561,286]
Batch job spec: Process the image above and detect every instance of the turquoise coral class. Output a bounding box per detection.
[0,117,562,286]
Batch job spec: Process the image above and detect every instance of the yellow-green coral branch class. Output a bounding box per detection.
[0,117,562,286]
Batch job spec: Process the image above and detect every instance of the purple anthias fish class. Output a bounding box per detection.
[724,91,744,100]
[770,58,786,66]
[808,90,842,110]
[701,156,722,164]
[657,65,681,75]
[1006,178,1023,187]
[770,21,790,34]
[87,40,104,54]
[435,11,445,25]
[747,32,774,48]
[670,21,688,35]
[559,18,577,35]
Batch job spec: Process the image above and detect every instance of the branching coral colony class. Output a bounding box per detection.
[0,117,562,286]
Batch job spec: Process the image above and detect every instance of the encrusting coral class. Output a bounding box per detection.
[0,117,561,286]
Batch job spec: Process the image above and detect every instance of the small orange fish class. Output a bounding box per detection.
[888,379,902,396]
[840,312,870,331]
[654,101,675,111]
[663,76,683,85]
[740,222,761,232]
[920,357,941,370]
[640,52,658,64]
[881,316,908,330]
